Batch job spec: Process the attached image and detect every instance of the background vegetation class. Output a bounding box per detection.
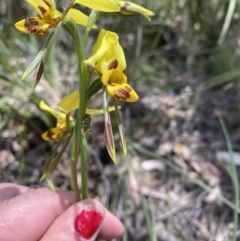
[1,0,240,240]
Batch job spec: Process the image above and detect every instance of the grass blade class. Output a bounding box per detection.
[219,117,239,241]
[218,0,237,45]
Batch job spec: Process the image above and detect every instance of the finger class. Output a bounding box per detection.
[98,207,125,240]
[0,183,32,201]
[40,198,124,241]
[0,187,75,241]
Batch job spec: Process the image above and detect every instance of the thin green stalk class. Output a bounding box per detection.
[40,132,70,182]
[83,10,100,45]
[62,19,90,200]
[80,130,89,199]
[45,132,72,174]
[140,194,154,241]
[45,133,72,192]
[219,117,239,241]
[198,69,240,91]
[70,122,81,201]
[73,23,89,200]
[218,0,237,45]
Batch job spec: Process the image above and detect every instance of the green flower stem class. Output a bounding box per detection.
[62,19,90,200]
[80,129,89,199]
[70,122,81,201]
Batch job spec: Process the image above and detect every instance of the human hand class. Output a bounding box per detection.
[0,183,124,241]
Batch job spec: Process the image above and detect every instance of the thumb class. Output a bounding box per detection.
[0,186,75,241]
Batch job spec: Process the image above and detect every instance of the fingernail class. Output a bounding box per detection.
[74,203,104,240]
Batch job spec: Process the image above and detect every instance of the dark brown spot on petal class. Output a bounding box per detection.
[46,129,66,141]
[43,0,51,8]
[113,85,132,101]
[38,6,47,15]
[108,59,118,70]
[24,18,47,35]
[46,130,55,140]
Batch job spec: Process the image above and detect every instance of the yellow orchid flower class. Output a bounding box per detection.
[15,0,120,35]
[84,29,139,102]
[40,100,74,141]
[40,92,117,141]
[115,1,154,20]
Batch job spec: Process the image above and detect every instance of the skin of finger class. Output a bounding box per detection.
[98,208,125,240]
[0,187,75,241]
[0,183,32,201]
[40,198,124,241]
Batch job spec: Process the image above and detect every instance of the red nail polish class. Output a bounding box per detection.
[74,205,103,239]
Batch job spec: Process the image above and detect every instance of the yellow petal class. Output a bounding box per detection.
[68,9,97,28]
[40,100,66,124]
[42,127,64,141]
[44,0,56,11]
[99,41,126,74]
[85,29,126,74]
[117,1,154,19]
[74,0,120,12]
[107,82,139,102]
[101,69,127,86]
[54,10,62,19]
[24,0,46,18]
[15,17,50,35]
[58,90,118,113]
[25,0,57,23]
[40,0,56,22]
[85,29,118,69]
[58,91,79,113]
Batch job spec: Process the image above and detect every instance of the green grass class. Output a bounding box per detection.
[219,117,239,241]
